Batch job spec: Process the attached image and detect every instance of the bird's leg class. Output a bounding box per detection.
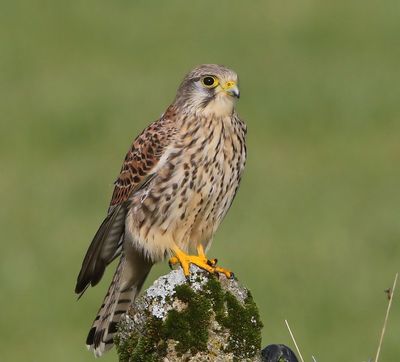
[168,244,233,279]
[196,244,233,278]
[196,244,217,267]
[169,244,215,277]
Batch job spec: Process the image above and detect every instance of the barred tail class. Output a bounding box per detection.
[86,251,152,357]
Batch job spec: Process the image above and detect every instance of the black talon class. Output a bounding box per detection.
[229,272,236,280]
[207,258,218,267]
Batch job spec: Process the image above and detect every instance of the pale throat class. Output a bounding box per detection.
[201,94,236,117]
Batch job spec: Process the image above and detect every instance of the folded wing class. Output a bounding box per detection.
[75,110,177,295]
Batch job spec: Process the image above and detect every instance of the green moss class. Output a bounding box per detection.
[133,318,166,361]
[205,277,225,321]
[163,284,212,354]
[205,277,263,358]
[223,290,263,358]
[116,275,263,361]
[116,318,166,362]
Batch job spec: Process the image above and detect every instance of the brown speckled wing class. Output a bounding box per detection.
[75,107,178,295]
[109,118,174,207]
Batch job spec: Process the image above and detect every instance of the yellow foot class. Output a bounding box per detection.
[168,245,234,279]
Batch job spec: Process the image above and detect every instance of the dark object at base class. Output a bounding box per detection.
[261,344,299,362]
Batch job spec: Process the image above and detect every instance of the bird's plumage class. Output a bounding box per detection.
[75,110,178,296]
[76,64,247,356]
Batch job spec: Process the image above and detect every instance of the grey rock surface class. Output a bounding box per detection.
[115,265,263,361]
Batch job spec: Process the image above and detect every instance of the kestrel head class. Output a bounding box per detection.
[174,64,240,117]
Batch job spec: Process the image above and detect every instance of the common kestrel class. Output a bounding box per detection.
[75,64,247,356]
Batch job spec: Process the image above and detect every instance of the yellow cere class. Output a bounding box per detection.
[222,81,236,90]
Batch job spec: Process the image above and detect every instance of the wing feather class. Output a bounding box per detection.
[75,107,178,295]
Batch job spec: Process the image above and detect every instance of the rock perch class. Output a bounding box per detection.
[115,266,263,361]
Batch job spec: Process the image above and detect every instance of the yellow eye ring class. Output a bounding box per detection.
[201,76,219,88]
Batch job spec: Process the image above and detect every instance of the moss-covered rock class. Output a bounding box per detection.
[115,266,263,361]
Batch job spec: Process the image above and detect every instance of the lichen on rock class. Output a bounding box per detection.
[115,265,263,361]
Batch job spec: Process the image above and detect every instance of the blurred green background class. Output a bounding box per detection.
[1,0,399,361]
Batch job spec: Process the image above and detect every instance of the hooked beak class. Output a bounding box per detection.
[221,81,240,99]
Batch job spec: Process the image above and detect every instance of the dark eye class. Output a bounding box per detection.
[201,76,218,88]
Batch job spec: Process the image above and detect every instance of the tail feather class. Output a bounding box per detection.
[86,250,153,357]
[75,204,127,296]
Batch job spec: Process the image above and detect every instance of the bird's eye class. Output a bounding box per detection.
[201,76,218,88]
